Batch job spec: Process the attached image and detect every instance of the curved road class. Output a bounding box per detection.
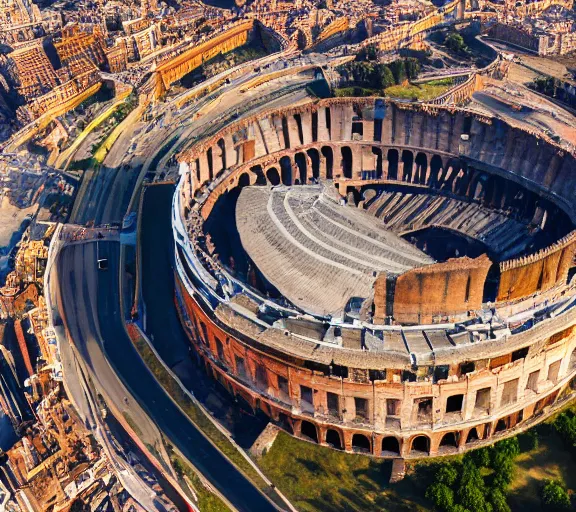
[57,240,278,512]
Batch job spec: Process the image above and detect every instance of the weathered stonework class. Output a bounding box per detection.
[172,97,576,458]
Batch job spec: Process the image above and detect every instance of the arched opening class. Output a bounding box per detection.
[495,418,508,433]
[415,152,427,184]
[280,156,293,186]
[278,413,293,434]
[217,138,227,169]
[352,433,371,453]
[195,158,201,184]
[439,432,459,452]
[381,436,400,456]
[295,152,307,184]
[251,165,266,185]
[410,435,430,455]
[341,146,353,179]
[430,155,443,188]
[266,167,281,186]
[326,429,343,450]
[300,420,318,443]
[294,114,304,145]
[441,160,460,191]
[235,392,255,414]
[352,121,363,138]
[255,364,268,391]
[372,147,383,178]
[325,107,331,138]
[207,148,214,180]
[311,110,319,142]
[401,150,414,182]
[281,116,290,148]
[307,148,320,180]
[466,428,479,443]
[237,172,250,188]
[387,149,399,180]
[321,146,333,179]
[482,175,497,207]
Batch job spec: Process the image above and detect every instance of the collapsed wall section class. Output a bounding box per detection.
[390,255,493,324]
[497,231,576,302]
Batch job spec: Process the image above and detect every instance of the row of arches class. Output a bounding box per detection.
[228,144,547,227]
[292,419,518,458]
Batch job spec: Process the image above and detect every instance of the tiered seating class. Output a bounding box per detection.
[235,185,433,316]
[366,190,532,259]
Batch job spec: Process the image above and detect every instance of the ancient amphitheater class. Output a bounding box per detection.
[172,97,576,458]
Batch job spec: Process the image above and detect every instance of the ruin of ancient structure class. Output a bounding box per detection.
[173,97,576,457]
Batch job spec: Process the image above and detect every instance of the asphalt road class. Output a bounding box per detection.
[57,241,278,512]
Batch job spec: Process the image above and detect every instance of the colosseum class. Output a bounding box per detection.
[172,97,576,458]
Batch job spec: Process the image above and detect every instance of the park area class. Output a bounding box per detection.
[257,403,576,512]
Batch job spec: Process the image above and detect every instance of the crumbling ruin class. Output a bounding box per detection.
[173,97,576,458]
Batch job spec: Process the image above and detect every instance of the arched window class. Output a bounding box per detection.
[410,435,430,455]
[326,429,343,450]
[381,436,400,456]
[352,433,371,453]
[300,421,318,443]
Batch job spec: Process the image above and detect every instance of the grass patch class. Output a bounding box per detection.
[168,449,231,512]
[508,412,576,510]
[334,86,380,97]
[257,431,430,512]
[384,82,453,101]
[123,411,143,437]
[258,407,576,512]
[128,329,281,505]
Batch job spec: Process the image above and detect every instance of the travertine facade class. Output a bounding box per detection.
[173,98,576,457]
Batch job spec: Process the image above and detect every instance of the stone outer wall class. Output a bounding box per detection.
[178,98,576,313]
[391,255,492,324]
[497,232,576,302]
[172,96,576,457]
[174,268,576,458]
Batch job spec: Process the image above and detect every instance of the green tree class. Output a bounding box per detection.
[447,506,470,512]
[518,430,539,452]
[457,460,491,512]
[436,464,459,487]
[404,57,421,80]
[490,488,511,512]
[445,32,466,53]
[460,459,485,490]
[374,65,395,89]
[458,483,492,512]
[389,60,406,84]
[357,44,378,61]
[426,482,454,511]
[492,437,520,460]
[468,447,491,468]
[541,480,571,511]
[491,459,514,491]
[554,412,576,447]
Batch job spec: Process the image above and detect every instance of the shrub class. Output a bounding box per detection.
[436,464,459,486]
[468,447,491,468]
[490,488,511,512]
[518,430,539,452]
[426,482,455,510]
[541,480,571,511]
[444,32,466,53]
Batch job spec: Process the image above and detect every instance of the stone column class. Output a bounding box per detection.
[317,107,330,141]
[351,145,363,178]
[300,110,313,145]
[319,155,327,179]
